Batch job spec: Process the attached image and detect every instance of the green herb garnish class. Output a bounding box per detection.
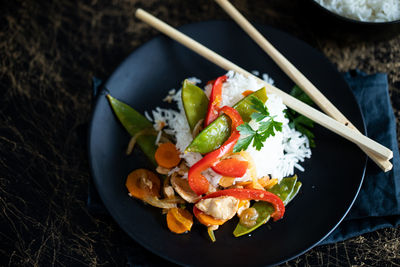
[286,85,316,148]
[233,97,282,152]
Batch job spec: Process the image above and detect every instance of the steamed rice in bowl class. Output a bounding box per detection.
[314,0,400,22]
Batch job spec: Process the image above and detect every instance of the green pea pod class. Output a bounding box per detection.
[233,176,301,237]
[186,87,267,154]
[268,175,298,205]
[286,181,302,204]
[107,94,157,165]
[182,80,209,130]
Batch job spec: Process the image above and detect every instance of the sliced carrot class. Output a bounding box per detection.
[167,210,186,234]
[193,207,226,226]
[126,169,160,200]
[218,176,236,188]
[242,90,254,97]
[238,199,250,209]
[244,180,265,190]
[167,208,193,234]
[171,208,193,230]
[155,142,181,168]
[259,177,278,189]
[235,180,252,187]
[257,176,270,188]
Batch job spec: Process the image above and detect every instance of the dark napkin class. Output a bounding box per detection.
[320,70,400,245]
[87,71,400,262]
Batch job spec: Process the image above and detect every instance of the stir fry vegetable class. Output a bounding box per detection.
[186,87,268,154]
[107,95,157,165]
[182,79,208,130]
[204,75,227,126]
[107,74,308,241]
[126,169,161,199]
[155,142,181,168]
[211,158,248,177]
[188,106,243,195]
[233,176,301,237]
[167,208,193,234]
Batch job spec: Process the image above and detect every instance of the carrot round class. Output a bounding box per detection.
[193,206,226,226]
[167,208,193,234]
[126,169,161,200]
[259,177,278,189]
[242,90,254,97]
[155,142,181,168]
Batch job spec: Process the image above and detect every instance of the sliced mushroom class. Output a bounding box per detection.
[178,161,189,176]
[170,174,200,203]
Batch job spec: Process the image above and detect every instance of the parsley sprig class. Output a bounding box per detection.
[233,97,282,152]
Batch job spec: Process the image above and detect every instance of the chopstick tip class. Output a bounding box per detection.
[383,161,393,172]
[135,8,145,17]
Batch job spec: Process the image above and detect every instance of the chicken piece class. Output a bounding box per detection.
[195,196,239,220]
[178,161,189,176]
[170,174,200,203]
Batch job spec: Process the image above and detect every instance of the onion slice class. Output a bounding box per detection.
[143,196,185,209]
[192,119,204,138]
[126,128,170,155]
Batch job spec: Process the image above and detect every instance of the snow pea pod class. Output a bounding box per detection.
[269,175,299,206]
[107,95,157,165]
[182,80,209,130]
[233,176,301,237]
[186,87,267,154]
[286,179,302,204]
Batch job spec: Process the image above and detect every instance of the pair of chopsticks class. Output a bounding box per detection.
[213,0,393,171]
[135,2,393,172]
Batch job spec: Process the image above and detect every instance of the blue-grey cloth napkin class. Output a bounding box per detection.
[320,70,400,245]
[88,70,400,262]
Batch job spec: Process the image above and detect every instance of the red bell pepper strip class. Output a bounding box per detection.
[211,158,248,177]
[198,188,285,221]
[220,105,243,129]
[204,75,227,127]
[188,106,243,195]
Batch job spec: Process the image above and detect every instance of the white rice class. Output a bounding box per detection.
[251,70,260,76]
[147,71,311,185]
[186,77,202,85]
[315,0,400,22]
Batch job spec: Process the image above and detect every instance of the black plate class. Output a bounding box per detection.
[89,21,366,266]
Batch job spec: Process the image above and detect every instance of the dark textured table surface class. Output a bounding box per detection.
[1,0,399,266]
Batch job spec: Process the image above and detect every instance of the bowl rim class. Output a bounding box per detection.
[311,0,400,25]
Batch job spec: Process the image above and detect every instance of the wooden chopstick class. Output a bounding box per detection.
[214,0,392,172]
[135,9,393,163]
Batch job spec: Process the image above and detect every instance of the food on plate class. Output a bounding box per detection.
[107,71,313,241]
[314,0,400,22]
